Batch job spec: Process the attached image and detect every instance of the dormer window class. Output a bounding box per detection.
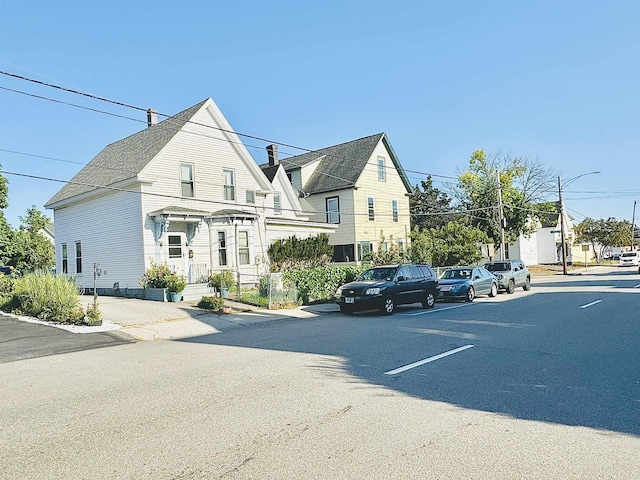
[181,163,194,197]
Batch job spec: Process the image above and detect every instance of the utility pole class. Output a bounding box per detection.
[558,176,568,275]
[496,170,506,260]
[632,200,637,251]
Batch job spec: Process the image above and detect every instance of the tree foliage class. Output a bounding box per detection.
[10,206,55,273]
[409,176,454,230]
[575,217,633,257]
[409,220,489,267]
[268,234,333,271]
[453,150,556,244]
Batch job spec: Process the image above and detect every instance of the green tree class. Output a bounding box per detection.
[409,176,454,230]
[11,206,55,272]
[454,150,556,244]
[0,167,14,265]
[369,232,404,266]
[409,220,489,267]
[575,217,633,258]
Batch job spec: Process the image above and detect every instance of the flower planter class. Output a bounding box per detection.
[169,292,183,302]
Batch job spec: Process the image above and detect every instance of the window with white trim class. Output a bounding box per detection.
[273,192,282,214]
[246,190,255,205]
[223,169,235,201]
[62,243,68,274]
[368,197,375,221]
[180,163,194,197]
[218,231,227,266]
[377,156,386,181]
[75,241,82,274]
[392,199,398,222]
[238,231,250,265]
[326,196,340,224]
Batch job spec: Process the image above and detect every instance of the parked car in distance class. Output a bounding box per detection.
[334,264,438,315]
[619,251,640,267]
[437,267,498,302]
[0,266,13,275]
[484,260,531,293]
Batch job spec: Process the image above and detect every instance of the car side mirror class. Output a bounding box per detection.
[474,276,480,280]
[397,275,406,282]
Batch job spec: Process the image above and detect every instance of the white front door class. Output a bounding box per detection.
[167,233,187,277]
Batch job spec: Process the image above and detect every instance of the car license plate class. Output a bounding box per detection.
[345,297,354,304]
[440,285,452,292]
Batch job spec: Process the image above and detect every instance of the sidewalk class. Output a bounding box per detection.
[92,295,339,341]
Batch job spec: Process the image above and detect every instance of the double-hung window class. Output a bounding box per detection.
[238,231,250,265]
[377,157,386,181]
[218,231,227,266]
[273,192,282,214]
[180,163,194,197]
[392,199,398,222]
[75,241,82,274]
[223,169,235,201]
[326,196,340,224]
[368,197,375,221]
[62,243,68,274]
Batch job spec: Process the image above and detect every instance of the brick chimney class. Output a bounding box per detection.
[266,144,278,166]
[147,108,157,127]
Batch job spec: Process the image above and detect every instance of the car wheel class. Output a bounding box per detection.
[507,279,515,294]
[523,277,531,291]
[422,291,435,309]
[489,282,498,297]
[465,286,475,302]
[381,296,395,315]
[339,305,353,314]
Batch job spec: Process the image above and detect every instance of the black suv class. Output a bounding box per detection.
[334,264,439,315]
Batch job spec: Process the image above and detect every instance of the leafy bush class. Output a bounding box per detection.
[166,273,187,293]
[197,295,225,311]
[282,265,366,304]
[209,270,236,289]
[85,302,103,325]
[0,272,13,296]
[139,261,173,288]
[12,271,84,323]
[268,234,333,271]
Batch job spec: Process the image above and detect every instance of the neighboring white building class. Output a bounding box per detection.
[45,98,333,291]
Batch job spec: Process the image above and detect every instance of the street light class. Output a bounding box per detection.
[558,171,600,275]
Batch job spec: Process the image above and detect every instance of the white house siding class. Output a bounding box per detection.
[538,227,561,264]
[139,104,271,277]
[303,190,356,247]
[52,188,144,289]
[352,142,411,259]
[510,232,539,266]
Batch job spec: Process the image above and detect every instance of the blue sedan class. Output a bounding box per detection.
[437,267,498,302]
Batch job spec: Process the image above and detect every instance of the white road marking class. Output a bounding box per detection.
[384,345,474,375]
[400,303,473,316]
[579,300,602,309]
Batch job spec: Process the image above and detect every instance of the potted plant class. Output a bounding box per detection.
[209,270,236,298]
[166,273,187,302]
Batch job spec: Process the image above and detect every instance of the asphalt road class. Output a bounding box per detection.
[1,267,639,479]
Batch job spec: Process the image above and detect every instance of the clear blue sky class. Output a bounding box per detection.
[1,0,639,229]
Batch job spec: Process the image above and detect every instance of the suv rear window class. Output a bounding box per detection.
[485,262,510,271]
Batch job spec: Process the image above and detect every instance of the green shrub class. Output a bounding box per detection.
[209,270,236,289]
[197,295,225,311]
[85,302,102,326]
[166,273,187,293]
[0,273,13,296]
[12,271,83,323]
[139,261,173,288]
[282,265,366,304]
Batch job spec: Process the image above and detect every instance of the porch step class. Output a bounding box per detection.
[182,284,215,302]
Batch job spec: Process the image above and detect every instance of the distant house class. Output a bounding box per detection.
[39,221,55,246]
[45,98,333,293]
[273,133,412,263]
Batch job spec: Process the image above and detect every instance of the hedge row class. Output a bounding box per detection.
[282,265,366,304]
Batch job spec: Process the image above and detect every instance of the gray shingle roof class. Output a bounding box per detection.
[45,99,209,207]
[278,133,411,195]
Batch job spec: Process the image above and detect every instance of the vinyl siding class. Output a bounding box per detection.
[52,188,144,289]
[352,141,411,254]
[303,190,356,246]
